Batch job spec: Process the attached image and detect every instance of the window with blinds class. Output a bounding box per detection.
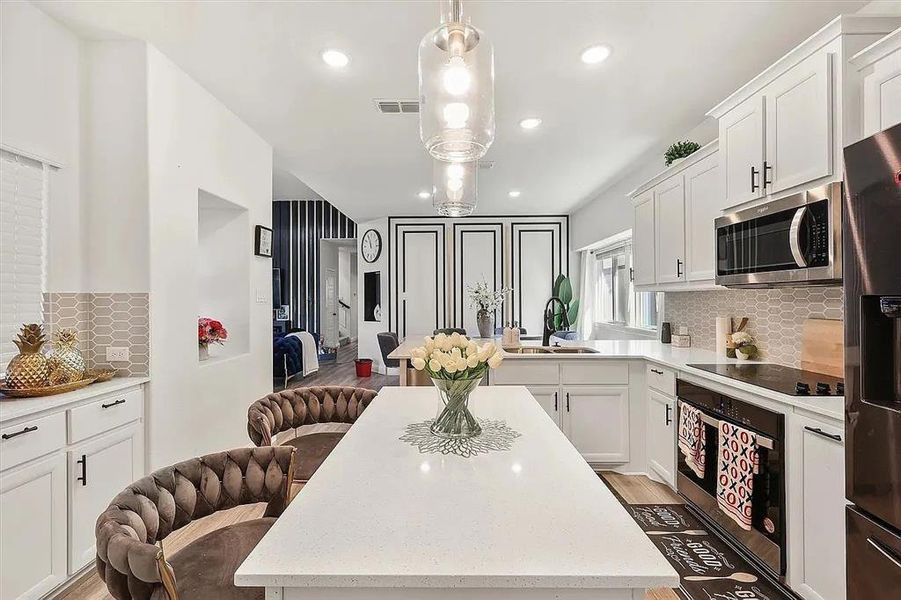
[593,240,661,331]
[0,149,48,369]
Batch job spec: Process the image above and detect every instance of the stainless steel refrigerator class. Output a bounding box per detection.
[842,121,901,598]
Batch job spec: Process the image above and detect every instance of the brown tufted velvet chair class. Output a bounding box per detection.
[95,446,296,600]
[247,386,376,481]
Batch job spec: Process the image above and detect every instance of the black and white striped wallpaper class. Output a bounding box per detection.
[272,199,357,334]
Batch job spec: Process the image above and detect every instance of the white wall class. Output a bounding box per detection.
[145,45,273,469]
[356,218,389,373]
[0,0,85,291]
[857,1,901,14]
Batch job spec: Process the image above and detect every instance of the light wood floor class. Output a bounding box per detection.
[277,340,398,392]
[56,474,680,600]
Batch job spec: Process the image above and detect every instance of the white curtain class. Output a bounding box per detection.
[576,249,595,340]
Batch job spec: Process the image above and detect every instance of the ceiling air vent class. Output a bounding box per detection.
[374,99,420,114]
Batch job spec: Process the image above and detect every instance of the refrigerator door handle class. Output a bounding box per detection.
[867,537,901,570]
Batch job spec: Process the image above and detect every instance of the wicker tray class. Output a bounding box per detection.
[86,368,116,383]
[0,376,97,398]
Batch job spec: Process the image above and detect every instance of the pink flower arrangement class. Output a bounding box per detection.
[198,317,228,346]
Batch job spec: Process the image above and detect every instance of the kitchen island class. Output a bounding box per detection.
[235,385,678,599]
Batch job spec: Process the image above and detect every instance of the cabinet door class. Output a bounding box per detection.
[654,177,686,284]
[526,385,561,429]
[68,424,144,572]
[861,46,901,137]
[562,386,629,463]
[632,191,656,285]
[683,152,721,282]
[788,413,846,600]
[646,389,676,488]
[0,454,67,600]
[720,95,765,208]
[764,52,833,195]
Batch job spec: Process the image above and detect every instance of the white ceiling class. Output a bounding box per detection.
[37,0,866,221]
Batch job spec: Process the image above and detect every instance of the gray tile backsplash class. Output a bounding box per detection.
[663,287,843,367]
[43,292,149,377]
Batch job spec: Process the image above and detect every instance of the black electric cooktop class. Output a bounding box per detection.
[687,363,845,396]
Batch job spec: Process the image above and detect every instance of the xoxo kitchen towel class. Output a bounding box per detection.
[678,400,707,478]
[716,420,760,531]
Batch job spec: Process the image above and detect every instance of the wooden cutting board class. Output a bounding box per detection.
[800,318,844,378]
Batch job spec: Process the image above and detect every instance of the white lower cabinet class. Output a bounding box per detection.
[645,389,676,487]
[788,412,846,600]
[68,423,144,572]
[526,385,561,429]
[0,453,67,600]
[562,386,630,464]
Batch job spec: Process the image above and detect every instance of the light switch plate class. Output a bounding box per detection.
[106,347,130,362]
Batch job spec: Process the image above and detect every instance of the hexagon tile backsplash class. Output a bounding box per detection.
[664,287,843,367]
[43,292,149,377]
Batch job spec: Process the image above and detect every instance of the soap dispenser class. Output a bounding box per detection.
[502,322,513,345]
[511,321,521,345]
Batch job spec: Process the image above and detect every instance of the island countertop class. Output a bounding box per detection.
[235,385,678,594]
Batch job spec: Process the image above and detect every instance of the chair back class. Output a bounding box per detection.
[377,331,400,368]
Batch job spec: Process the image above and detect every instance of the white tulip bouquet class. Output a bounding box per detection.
[410,332,504,438]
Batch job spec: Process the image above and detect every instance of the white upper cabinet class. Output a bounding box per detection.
[632,190,656,286]
[654,177,686,284]
[852,27,901,138]
[719,95,766,207]
[683,152,721,282]
[764,52,833,195]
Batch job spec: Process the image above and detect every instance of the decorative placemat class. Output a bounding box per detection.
[400,418,521,458]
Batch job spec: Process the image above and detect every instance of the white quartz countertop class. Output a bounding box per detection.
[0,377,149,424]
[389,337,844,422]
[236,386,679,590]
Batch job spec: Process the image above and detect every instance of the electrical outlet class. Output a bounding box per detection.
[106,347,130,362]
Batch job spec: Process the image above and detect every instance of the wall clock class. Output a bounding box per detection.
[361,229,382,263]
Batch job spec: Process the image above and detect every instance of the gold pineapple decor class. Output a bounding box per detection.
[48,328,86,382]
[5,324,51,389]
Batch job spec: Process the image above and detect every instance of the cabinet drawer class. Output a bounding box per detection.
[0,412,66,471]
[646,363,676,396]
[560,361,628,385]
[68,388,143,444]
[492,361,559,385]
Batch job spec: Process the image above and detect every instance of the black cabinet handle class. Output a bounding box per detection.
[554,391,558,412]
[750,165,760,192]
[2,425,38,440]
[665,404,672,426]
[566,392,570,412]
[804,426,841,442]
[629,267,634,282]
[76,454,87,486]
[102,398,126,409]
[763,161,773,188]
[650,368,664,375]
[676,259,683,278]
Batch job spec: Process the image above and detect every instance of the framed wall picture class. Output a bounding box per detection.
[254,225,273,257]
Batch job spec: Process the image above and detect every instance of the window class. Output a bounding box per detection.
[593,241,661,330]
[0,149,48,369]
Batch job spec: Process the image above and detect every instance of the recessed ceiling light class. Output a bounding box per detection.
[508,190,521,198]
[519,117,542,130]
[418,190,432,199]
[581,44,612,65]
[321,49,349,68]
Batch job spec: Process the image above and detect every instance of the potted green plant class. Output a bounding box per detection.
[664,140,701,167]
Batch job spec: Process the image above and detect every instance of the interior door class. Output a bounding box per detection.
[720,95,765,208]
[69,424,143,572]
[683,152,722,281]
[453,223,503,335]
[654,176,686,283]
[765,52,832,194]
[0,453,67,599]
[324,268,338,348]
[646,389,676,487]
[526,385,561,428]
[562,386,630,463]
[394,224,447,338]
[511,222,566,336]
[632,191,656,285]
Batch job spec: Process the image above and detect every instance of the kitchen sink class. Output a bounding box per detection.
[504,346,554,354]
[503,346,599,354]
[548,347,599,354]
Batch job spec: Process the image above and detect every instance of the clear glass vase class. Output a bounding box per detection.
[430,376,483,439]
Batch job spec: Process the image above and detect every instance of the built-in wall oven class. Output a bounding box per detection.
[676,380,786,578]
[714,182,842,288]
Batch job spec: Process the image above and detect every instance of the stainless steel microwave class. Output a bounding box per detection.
[714,182,842,288]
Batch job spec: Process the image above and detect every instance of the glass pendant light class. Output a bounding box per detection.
[433,159,477,217]
[419,0,495,163]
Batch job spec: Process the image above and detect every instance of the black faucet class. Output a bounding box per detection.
[542,296,570,346]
